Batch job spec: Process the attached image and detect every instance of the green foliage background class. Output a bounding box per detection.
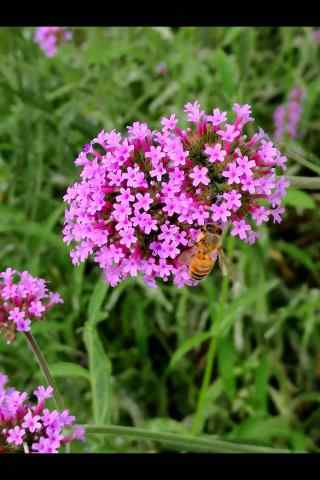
[1,26,320,452]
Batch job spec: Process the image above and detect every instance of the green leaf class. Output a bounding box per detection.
[50,362,90,382]
[132,293,149,356]
[277,241,317,273]
[168,331,212,371]
[176,289,189,345]
[217,336,236,401]
[252,355,270,414]
[83,424,290,453]
[213,50,239,99]
[230,416,294,444]
[284,189,316,209]
[149,82,179,113]
[87,277,109,326]
[218,280,278,337]
[84,324,112,424]
[235,29,255,79]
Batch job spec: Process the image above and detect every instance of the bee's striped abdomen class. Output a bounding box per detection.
[189,255,215,281]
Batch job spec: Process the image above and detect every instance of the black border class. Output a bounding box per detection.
[2,453,320,474]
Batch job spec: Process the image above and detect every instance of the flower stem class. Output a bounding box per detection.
[192,243,231,436]
[24,331,63,411]
[288,176,320,190]
[82,424,290,453]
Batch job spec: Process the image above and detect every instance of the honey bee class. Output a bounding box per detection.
[178,223,228,281]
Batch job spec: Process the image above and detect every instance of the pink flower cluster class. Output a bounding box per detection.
[0,372,84,453]
[273,87,304,142]
[313,29,320,43]
[63,101,289,288]
[0,268,63,343]
[34,27,72,57]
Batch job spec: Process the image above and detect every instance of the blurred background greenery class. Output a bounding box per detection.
[0,26,320,452]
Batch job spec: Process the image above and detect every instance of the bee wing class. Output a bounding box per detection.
[177,246,196,266]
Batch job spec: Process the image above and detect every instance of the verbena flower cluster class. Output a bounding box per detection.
[273,87,304,142]
[0,268,63,343]
[0,372,84,453]
[313,29,320,43]
[34,27,72,57]
[63,101,289,288]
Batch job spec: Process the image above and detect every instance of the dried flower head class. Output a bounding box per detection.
[63,101,289,288]
[34,27,72,57]
[0,372,84,453]
[0,268,63,343]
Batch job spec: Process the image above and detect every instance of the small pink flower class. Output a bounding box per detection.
[184,101,204,123]
[231,219,252,240]
[217,124,240,143]
[34,385,54,402]
[161,114,177,131]
[189,166,210,187]
[204,143,226,163]
[223,190,242,211]
[206,108,227,126]
[222,162,243,185]
[22,411,42,433]
[211,203,231,223]
[7,426,25,446]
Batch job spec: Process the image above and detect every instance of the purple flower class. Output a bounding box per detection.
[204,143,226,163]
[233,103,253,126]
[223,190,242,211]
[222,162,243,184]
[211,203,231,223]
[189,166,210,187]
[273,86,305,141]
[206,108,227,126]
[161,114,177,131]
[217,124,240,143]
[184,101,204,123]
[313,29,320,43]
[252,206,270,225]
[32,437,60,453]
[269,206,285,224]
[34,27,72,57]
[22,410,42,433]
[7,426,25,446]
[34,385,54,403]
[63,101,288,288]
[0,372,85,453]
[15,317,31,332]
[0,269,63,343]
[231,219,252,240]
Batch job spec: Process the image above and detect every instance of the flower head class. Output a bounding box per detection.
[34,27,72,57]
[63,101,288,288]
[273,86,305,142]
[0,372,84,453]
[0,269,63,343]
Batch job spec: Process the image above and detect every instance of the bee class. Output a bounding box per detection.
[178,223,228,281]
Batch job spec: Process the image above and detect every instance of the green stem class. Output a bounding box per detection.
[192,333,218,434]
[288,176,320,190]
[82,424,290,453]
[192,276,229,435]
[24,331,63,411]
